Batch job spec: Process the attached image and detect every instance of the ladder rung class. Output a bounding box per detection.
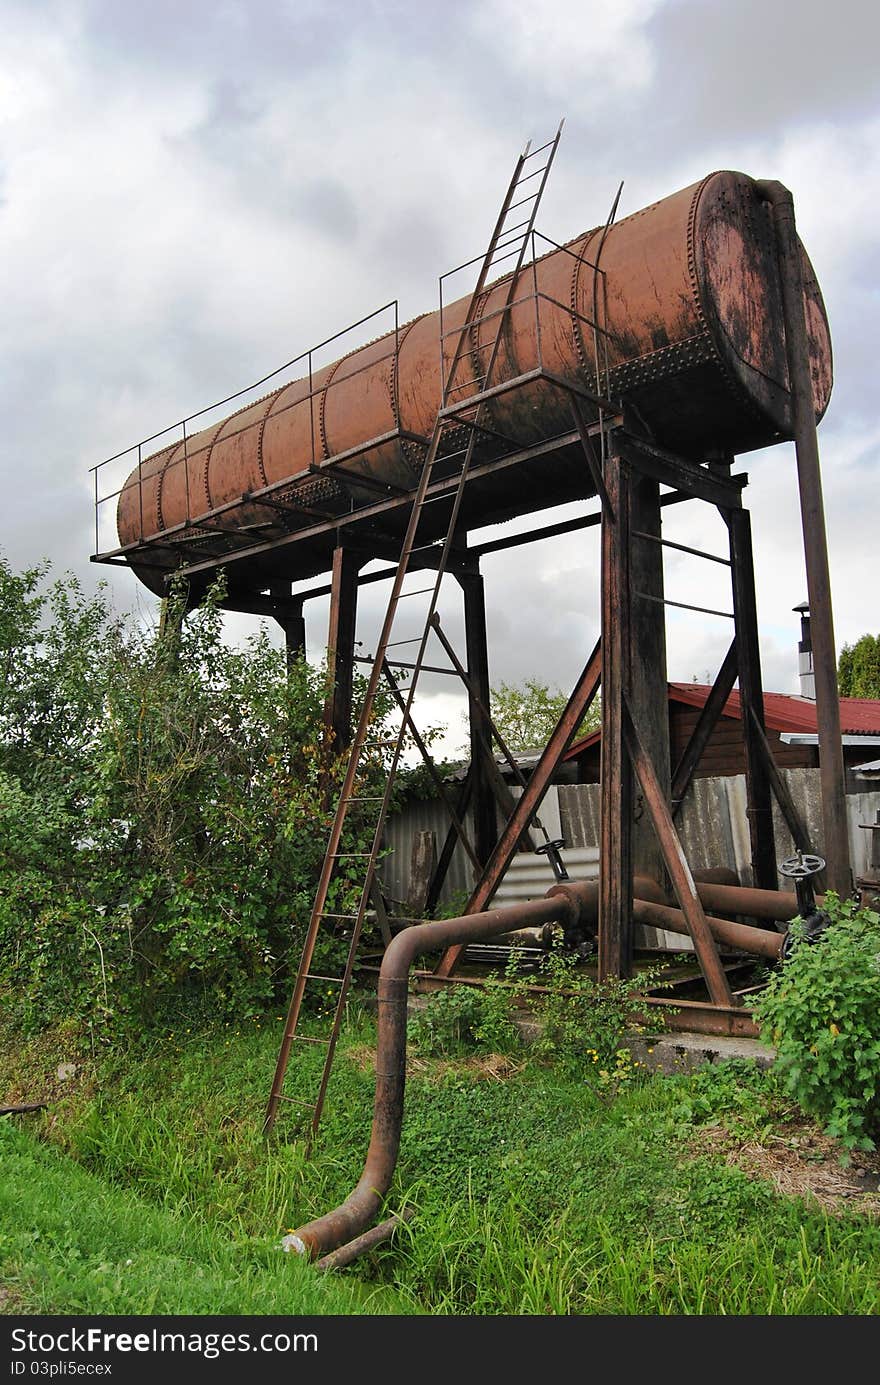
[487,232,528,258]
[328,851,374,858]
[522,136,556,159]
[341,794,386,802]
[514,162,548,186]
[495,216,531,237]
[397,585,437,598]
[319,912,360,920]
[306,974,347,984]
[506,191,540,213]
[276,1094,316,1108]
[295,1035,332,1046]
[447,375,486,393]
[385,637,422,648]
[485,246,525,270]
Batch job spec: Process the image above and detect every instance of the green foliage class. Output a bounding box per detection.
[488,676,601,753]
[750,895,880,1153]
[838,633,880,698]
[409,954,524,1056]
[0,555,395,1036]
[528,942,670,1084]
[409,987,491,1055]
[5,1012,880,1315]
[409,945,672,1078]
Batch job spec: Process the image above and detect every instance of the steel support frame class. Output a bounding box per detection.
[323,545,364,753]
[726,508,778,891]
[456,561,498,866]
[144,360,776,1025]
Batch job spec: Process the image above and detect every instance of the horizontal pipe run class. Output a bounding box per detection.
[632,899,784,962]
[560,877,787,960]
[692,881,807,923]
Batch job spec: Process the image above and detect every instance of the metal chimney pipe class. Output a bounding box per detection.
[793,600,815,700]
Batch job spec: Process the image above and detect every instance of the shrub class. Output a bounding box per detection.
[0,556,397,1035]
[529,940,669,1085]
[749,894,880,1153]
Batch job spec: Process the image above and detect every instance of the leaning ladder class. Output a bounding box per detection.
[263,123,565,1140]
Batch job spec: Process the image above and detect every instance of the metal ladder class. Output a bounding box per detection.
[263,124,564,1141]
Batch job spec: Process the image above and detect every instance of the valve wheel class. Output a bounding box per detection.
[779,852,825,879]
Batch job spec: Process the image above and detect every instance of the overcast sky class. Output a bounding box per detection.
[1,0,878,756]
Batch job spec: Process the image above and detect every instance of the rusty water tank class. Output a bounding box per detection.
[117,170,832,594]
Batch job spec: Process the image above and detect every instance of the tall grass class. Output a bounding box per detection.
[0,1118,407,1315]
[3,1007,880,1315]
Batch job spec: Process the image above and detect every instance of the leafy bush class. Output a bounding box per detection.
[0,555,396,1036]
[529,941,669,1084]
[409,986,491,1055]
[408,943,671,1076]
[750,894,880,1153]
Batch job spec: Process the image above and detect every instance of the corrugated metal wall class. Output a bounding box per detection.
[560,771,880,883]
[383,772,879,924]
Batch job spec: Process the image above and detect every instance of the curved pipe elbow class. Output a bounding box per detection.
[285,891,576,1261]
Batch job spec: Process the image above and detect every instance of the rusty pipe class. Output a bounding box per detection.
[285,888,582,1261]
[692,880,808,923]
[552,873,803,925]
[556,877,787,959]
[632,899,784,961]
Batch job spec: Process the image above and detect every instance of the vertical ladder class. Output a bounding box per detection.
[263,124,564,1140]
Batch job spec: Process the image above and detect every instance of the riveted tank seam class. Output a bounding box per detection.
[686,174,765,430]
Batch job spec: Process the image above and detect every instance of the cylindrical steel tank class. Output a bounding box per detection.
[117,170,832,594]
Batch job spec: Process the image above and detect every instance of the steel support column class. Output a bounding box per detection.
[727,509,777,890]
[323,545,362,753]
[758,180,852,898]
[269,581,306,668]
[599,447,633,979]
[457,563,498,865]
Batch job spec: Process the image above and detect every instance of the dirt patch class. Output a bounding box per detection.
[0,1282,29,1316]
[691,1120,880,1216]
[346,1043,523,1082]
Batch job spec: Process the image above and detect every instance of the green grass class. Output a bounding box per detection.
[2,1005,880,1315]
[0,1118,407,1315]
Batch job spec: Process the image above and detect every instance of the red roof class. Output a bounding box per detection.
[565,685,880,759]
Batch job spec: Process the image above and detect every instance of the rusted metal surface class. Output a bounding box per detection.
[632,898,784,962]
[623,700,734,1007]
[458,565,497,865]
[691,880,803,923]
[599,448,633,979]
[639,996,760,1038]
[313,1209,414,1272]
[113,172,832,596]
[755,181,851,900]
[728,509,777,889]
[434,639,601,976]
[322,546,362,754]
[285,888,580,1260]
[542,876,783,961]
